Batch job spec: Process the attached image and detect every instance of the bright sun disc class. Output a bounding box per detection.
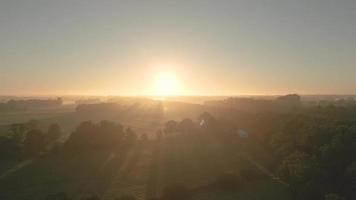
[154,72,180,96]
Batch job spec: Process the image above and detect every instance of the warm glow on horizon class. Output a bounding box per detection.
[153,72,181,96]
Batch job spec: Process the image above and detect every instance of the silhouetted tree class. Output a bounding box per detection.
[198,112,216,130]
[98,120,124,149]
[178,118,195,134]
[65,121,127,152]
[163,120,178,135]
[47,123,61,143]
[9,123,27,143]
[24,129,45,157]
[65,121,96,151]
[26,119,39,130]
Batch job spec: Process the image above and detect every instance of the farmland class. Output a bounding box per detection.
[0,96,355,200]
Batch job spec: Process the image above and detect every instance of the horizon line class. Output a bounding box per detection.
[1,93,356,98]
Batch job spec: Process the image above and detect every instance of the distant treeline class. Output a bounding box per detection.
[0,98,62,112]
[205,94,302,112]
[205,94,356,112]
[75,100,164,116]
[76,103,122,113]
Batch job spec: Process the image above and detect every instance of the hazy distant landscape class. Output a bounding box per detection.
[1,0,356,199]
[0,95,355,200]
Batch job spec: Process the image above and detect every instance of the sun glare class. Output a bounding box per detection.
[154,72,180,96]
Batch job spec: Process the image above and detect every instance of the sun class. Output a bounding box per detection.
[154,72,180,96]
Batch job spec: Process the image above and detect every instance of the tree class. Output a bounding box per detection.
[163,120,178,135]
[65,121,127,151]
[65,121,97,151]
[278,151,323,199]
[9,123,27,143]
[198,112,216,130]
[98,120,124,149]
[24,129,45,156]
[26,119,39,130]
[178,118,195,134]
[47,123,61,143]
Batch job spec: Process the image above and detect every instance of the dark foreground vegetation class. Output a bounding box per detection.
[0,95,355,200]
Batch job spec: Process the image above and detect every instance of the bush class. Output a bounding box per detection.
[24,129,45,157]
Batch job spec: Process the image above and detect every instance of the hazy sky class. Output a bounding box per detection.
[1,0,356,96]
